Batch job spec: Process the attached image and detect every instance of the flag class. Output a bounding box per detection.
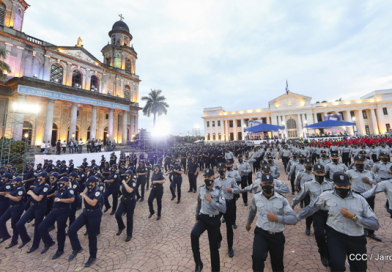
[285,80,289,95]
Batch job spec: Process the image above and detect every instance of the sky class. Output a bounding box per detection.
[23,0,392,135]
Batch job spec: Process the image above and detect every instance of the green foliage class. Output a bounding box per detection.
[0,48,11,81]
[141,89,169,127]
[0,138,27,172]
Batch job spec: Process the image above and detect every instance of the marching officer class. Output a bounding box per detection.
[115,170,137,242]
[148,165,166,220]
[191,169,226,272]
[187,155,199,193]
[325,151,348,180]
[215,162,240,258]
[0,173,12,224]
[68,172,81,226]
[236,154,252,206]
[135,160,148,201]
[297,172,379,272]
[68,176,103,267]
[38,176,75,258]
[103,164,120,215]
[246,174,298,272]
[16,171,50,253]
[292,164,333,267]
[168,159,183,204]
[22,163,36,192]
[0,176,25,249]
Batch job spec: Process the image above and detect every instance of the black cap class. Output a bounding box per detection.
[321,150,327,154]
[380,151,388,156]
[261,165,271,171]
[354,156,365,162]
[358,150,367,155]
[333,172,350,186]
[331,152,339,157]
[304,158,312,164]
[238,154,243,158]
[292,152,297,156]
[313,164,325,172]
[217,163,226,169]
[203,169,215,177]
[261,173,274,183]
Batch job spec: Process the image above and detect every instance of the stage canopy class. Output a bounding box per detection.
[305,120,356,129]
[244,123,284,133]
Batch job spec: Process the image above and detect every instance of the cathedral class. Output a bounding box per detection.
[0,0,141,146]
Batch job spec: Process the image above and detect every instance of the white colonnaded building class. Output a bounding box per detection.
[202,90,392,141]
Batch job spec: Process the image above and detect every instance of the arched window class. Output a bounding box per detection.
[50,64,63,84]
[72,70,82,87]
[106,56,111,66]
[125,58,132,74]
[14,8,22,31]
[213,133,216,140]
[124,85,131,101]
[90,75,99,92]
[0,3,6,26]
[287,119,297,138]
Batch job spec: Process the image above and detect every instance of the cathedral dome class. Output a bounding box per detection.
[111,20,129,33]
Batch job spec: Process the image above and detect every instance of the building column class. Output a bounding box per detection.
[122,111,128,144]
[370,109,379,135]
[377,108,386,134]
[354,110,365,136]
[90,106,97,140]
[224,120,228,141]
[281,115,287,139]
[108,108,114,141]
[387,107,392,130]
[4,43,13,72]
[70,103,78,140]
[233,119,237,140]
[13,95,25,141]
[66,62,73,86]
[43,99,55,143]
[271,115,278,137]
[43,55,51,81]
[15,46,25,77]
[297,114,303,138]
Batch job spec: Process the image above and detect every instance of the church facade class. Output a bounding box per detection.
[0,0,141,146]
[202,89,392,141]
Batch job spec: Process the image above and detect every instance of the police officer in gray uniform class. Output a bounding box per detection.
[246,173,298,272]
[297,172,379,272]
[325,151,348,180]
[214,163,240,258]
[293,164,333,267]
[279,145,291,170]
[317,150,331,167]
[191,169,226,272]
[236,154,251,206]
[242,165,289,195]
[225,159,241,228]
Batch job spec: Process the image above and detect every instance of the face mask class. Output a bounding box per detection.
[356,164,364,171]
[335,187,350,198]
[218,170,225,176]
[12,183,17,188]
[37,177,42,182]
[381,158,388,162]
[293,156,297,160]
[88,183,94,190]
[239,159,243,163]
[155,168,159,172]
[315,175,324,183]
[204,179,213,187]
[124,175,129,180]
[321,155,326,158]
[268,159,273,164]
[299,159,305,164]
[262,185,274,195]
[58,183,65,189]
[226,166,232,171]
[305,166,312,171]
[332,159,338,163]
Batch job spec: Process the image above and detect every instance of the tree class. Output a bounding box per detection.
[141,89,169,127]
[0,48,11,81]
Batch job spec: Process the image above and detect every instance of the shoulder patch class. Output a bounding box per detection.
[133,182,136,187]
[18,190,23,195]
[95,192,100,197]
[69,189,74,194]
[6,185,10,189]
[43,187,48,192]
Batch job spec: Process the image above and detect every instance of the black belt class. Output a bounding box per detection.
[85,208,100,212]
[260,227,282,235]
[201,213,219,217]
[152,185,163,189]
[32,201,46,206]
[122,197,134,200]
[52,207,69,211]
[10,204,22,208]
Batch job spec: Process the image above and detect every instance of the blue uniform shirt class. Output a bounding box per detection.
[122,180,136,198]
[0,181,12,202]
[32,182,49,204]
[84,186,102,209]
[9,185,24,205]
[53,186,74,209]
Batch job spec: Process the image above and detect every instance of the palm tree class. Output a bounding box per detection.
[141,89,169,127]
[0,48,11,81]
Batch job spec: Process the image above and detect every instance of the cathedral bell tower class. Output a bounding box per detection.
[101,14,137,74]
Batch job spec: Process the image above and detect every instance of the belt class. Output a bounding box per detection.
[122,197,134,200]
[85,208,100,212]
[10,204,22,208]
[201,213,219,217]
[261,228,282,235]
[32,201,46,206]
[52,207,69,211]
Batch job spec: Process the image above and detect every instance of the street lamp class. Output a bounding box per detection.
[24,133,28,138]
[72,133,75,138]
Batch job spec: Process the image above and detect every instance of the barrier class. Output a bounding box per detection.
[34,151,122,168]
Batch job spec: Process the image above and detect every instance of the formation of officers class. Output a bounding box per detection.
[0,136,391,271]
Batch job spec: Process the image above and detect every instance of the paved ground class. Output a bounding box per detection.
[1,159,392,272]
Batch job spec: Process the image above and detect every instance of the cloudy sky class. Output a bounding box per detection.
[23,0,392,135]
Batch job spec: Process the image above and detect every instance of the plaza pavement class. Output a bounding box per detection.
[1,159,392,272]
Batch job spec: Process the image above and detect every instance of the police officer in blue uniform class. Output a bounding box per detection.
[115,170,137,242]
[38,176,75,258]
[0,177,25,248]
[0,173,13,243]
[68,159,74,173]
[16,171,50,253]
[22,163,36,192]
[104,164,120,215]
[68,172,81,226]
[168,159,183,204]
[68,176,102,267]
[148,165,166,220]
[187,155,199,193]
[46,172,59,231]
[135,160,148,202]
[58,160,68,177]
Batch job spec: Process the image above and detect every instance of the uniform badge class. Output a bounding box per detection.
[114,175,117,178]
[340,175,344,180]
[70,190,74,194]
[6,185,10,189]
[18,191,23,195]
[95,192,100,197]
[61,193,63,195]
[43,187,48,192]
[73,184,77,189]
[133,182,136,187]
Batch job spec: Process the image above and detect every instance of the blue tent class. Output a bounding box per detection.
[305,120,356,129]
[245,123,284,133]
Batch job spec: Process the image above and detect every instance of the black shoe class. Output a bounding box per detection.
[177,200,180,204]
[27,246,38,254]
[103,207,109,213]
[110,210,116,215]
[233,224,237,229]
[52,250,64,259]
[125,235,132,242]
[228,248,234,258]
[244,203,248,206]
[157,215,161,220]
[41,241,55,254]
[68,247,83,261]
[0,236,10,244]
[148,212,155,219]
[85,256,96,267]
[305,228,310,236]
[321,255,329,267]
[188,190,192,193]
[84,230,88,236]
[139,198,144,202]
[5,242,17,249]
[48,225,55,232]
[195,262,203,272]
[116,228,125,236]
[171,196,176,201]
[370,234,382,242]
[18,238,31,249]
